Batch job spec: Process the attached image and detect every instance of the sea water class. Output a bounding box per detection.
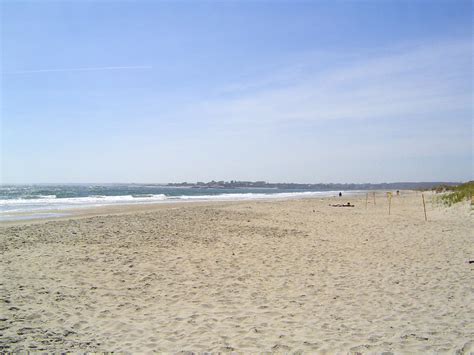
[0,184,351,221]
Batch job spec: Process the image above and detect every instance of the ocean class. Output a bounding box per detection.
[0,184,352,221]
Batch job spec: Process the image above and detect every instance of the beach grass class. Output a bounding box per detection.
[435,181,474,206]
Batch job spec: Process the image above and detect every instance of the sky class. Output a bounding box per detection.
[1,0,472,184]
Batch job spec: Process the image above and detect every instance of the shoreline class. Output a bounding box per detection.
[0,199,250,226]
[0,190,371,226]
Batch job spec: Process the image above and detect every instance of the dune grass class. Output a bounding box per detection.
[435,181,474,206]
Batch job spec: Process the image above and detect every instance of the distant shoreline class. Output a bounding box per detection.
[166,181,461,190]
[0,181,463,189]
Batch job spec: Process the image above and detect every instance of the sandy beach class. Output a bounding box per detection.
[1,191,472,352]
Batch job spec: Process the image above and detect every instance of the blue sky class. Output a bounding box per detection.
[1,0,472,183]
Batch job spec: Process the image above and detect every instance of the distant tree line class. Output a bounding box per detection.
[167,180,461,190]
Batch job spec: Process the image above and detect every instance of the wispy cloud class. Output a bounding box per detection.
[188,38,471,126]
[3,66,152,75]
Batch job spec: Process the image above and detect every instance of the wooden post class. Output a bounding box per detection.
[388,194,392,215]
[422,193,427,221]
[373,191,376,205]
[366,193,368,209]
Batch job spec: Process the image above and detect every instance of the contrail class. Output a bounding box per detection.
[3,65,152,74]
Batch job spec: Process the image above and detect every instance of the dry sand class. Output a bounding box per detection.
[1,191,473,352]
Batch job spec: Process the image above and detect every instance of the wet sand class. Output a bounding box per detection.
[1,191,473,352]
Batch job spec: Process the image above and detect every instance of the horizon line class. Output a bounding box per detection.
[0,180,465,186]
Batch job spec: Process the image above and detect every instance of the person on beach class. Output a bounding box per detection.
[330,202,354,207]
